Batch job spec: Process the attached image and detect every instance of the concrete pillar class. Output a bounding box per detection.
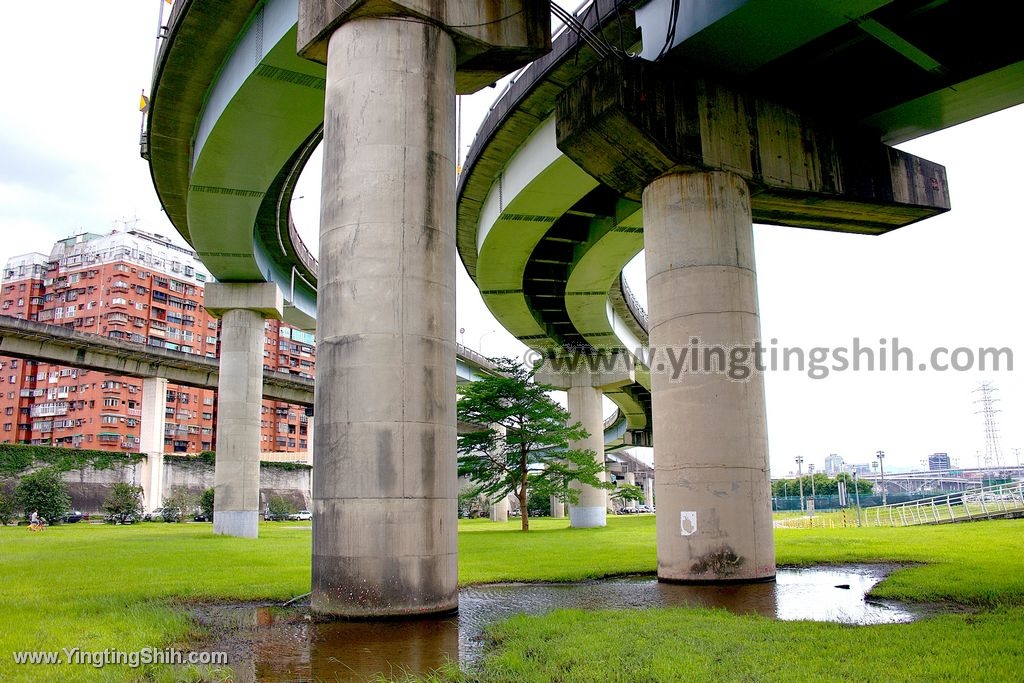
[311,16,458,618]
[644,476,654,509]
[625,471,636,486]
[140,376,167,512]
[206,282,283,539]
[550,496,565,518]
[566,382,607,528]
[644,170,774,583]
[489,495,509,522]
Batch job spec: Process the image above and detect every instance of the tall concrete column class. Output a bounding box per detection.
[140,376,167,512]
[489,495,509,522]
[644,171,774,583]
[206,283,283,539]
[566,382,607,528]
[298,0,549,618]
[312,17,458,618]
[643,476,654,509]
[550,496,565,518]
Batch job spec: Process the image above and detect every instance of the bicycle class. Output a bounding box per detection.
[28,517,46,532]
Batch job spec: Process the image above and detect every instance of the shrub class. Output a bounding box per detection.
[162,486,197,523]
[14,468,71,525]
[266,496,296,520]
[199,488,215,521]
[103,483,143,524]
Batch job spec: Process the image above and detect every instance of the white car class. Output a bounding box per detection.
[290,510,312,521]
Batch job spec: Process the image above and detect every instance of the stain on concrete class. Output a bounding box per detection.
[690,545,745,576]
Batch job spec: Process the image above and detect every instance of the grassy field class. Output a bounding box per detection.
[447,517,1024,682]
[1,516,1022,681]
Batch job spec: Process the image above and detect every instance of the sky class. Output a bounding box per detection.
[0,1,1020,476]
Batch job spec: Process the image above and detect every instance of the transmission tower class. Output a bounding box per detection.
[973,382,1004,467]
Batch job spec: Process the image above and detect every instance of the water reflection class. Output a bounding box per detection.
[209,565,916,682]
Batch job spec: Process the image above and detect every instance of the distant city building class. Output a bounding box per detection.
[0,230,312,454]
[850,463,872,476]
[824,453,844,476]
[928,452,951,470]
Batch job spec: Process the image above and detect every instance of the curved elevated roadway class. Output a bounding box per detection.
[145,0,1024,585]
[145,0,1024,449]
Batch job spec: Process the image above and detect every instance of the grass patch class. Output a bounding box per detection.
[2,516,1022,680]
[442,606,1024,682]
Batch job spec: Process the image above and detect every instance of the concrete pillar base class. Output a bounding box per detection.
[311,15,458,618]
[568,506,606,528]
[206,283,283,540]
[490,496,509,522]
[213,510,259,539]
[645,170,775,583]
[550,496,565,519]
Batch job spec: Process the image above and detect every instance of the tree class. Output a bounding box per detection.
[457,357,611,531]
[267,496,296,521]
[611,483,645,507]
[199,488,215,521]
[162,486,196,523]
[0,490,16,525]
[14,468,70,525]
[103,483,143,524]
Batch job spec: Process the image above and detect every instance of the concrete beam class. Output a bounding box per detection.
[297,0,550,94]
[205,282,284,319]
[534,352,635,392]
[0,316,313,406]
[556,59,950,234]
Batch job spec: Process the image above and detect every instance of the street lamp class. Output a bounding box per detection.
[851,465,863,527]
[876,450,887,505]
[808,463,816,517]
[795,456,805,513]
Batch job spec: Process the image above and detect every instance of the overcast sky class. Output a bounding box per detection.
[0,1,1019,476]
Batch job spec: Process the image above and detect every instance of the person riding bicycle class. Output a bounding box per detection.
[28,510,43,531]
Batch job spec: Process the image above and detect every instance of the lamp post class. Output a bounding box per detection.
[851,465,863,527]
[808,463,816,517]
[795,456,805,513]
[876,450,887,505]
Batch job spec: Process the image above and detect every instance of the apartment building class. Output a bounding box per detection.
[0,230,312,454]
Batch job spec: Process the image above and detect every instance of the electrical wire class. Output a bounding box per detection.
[549,1,639,61]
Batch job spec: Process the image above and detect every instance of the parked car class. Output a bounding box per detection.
[193,511,210,522]
[143,508,163,522]
[104,513,137,525]
[289,510,312,521]
[63,510,84,524]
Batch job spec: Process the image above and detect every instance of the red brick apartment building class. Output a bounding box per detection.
[0,230,312,455]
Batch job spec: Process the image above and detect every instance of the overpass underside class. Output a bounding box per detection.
[145,0,1024,618]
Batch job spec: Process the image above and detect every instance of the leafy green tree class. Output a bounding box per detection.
[611,483,645,506]
[457,487,488,519]
[0,490,16,525]
[457,357,611,532]
[267,496,296,521]
[14,468,70,525]
[162,486,196,523]
[103,482,143,524]
[199,488,215,521]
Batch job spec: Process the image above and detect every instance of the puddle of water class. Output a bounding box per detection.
[199,565,917,682]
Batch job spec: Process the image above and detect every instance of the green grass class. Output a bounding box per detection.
[2,516,1023,681]
[0,522,311,682]
[442,606,1024,682]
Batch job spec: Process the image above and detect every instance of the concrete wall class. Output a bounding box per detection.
[3,456,310,515]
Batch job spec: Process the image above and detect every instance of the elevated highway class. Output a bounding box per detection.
[0,316,499,406]
[144,0,1024,610]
